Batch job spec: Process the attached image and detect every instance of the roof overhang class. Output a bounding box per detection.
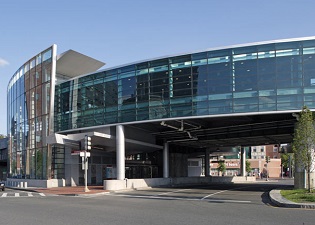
[56,50,105,78]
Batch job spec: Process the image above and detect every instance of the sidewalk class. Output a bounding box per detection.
[9,185,110,196]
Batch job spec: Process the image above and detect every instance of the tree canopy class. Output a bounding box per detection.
[245,160,251,175]
[217,161,226,176]
[292,106,315,192]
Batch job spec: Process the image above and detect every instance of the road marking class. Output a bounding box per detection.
[201,190,228,200]
[156,189,190,196]
[201,185,254,200]
[113,194,251,203]
[0,192,47,198]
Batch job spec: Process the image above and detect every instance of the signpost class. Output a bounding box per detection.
[83,135,91,192]
[70,135,92,192]
[265,156,270,181]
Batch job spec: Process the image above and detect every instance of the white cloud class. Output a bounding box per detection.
[0,58,9,67]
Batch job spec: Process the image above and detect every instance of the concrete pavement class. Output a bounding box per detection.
[6,179,315,209]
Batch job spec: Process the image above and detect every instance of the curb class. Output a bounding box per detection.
[269,189,315,209]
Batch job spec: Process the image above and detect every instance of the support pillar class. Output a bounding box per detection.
[205,148,210,177]
[163,142,169,178]
[240,147,246,177]
[116,125,125,180]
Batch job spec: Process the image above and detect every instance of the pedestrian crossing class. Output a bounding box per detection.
[0,192,47,198]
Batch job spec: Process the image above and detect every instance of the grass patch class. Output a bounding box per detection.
[280,189,315,203]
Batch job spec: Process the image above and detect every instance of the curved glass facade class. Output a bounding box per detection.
[7,37,315,180]
[7,46,56,179]
[55,38,315,132]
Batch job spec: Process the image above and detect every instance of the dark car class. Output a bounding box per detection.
[0,182,5,191]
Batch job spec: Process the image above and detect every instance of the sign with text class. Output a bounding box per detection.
[80,151,90,157]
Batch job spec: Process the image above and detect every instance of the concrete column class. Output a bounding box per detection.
[116,125,125,180]
[205,149,210,177]
[240,147,246,177]
[163,142,169,178]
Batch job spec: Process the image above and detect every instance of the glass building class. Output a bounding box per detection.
[7,46,56,180]
[7,37,315,186]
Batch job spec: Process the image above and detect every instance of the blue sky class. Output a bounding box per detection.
[1,0,315,135]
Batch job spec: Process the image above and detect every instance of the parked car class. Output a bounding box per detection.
[0,181,5,191]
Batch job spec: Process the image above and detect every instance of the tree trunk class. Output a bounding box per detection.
[308,166,311,193]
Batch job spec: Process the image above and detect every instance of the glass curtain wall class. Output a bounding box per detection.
[7,46,60,179]
[55,39,315,132]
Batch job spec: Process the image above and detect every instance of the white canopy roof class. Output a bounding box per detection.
[56,50,105,78]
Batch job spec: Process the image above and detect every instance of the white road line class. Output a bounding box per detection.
[156,189,190,196]
[39,193,46,196]
[28,193,33,197]
[201,185,253,200]
[15,193,19,197]
[2,193,7,197]
[113,194,251,203]
[201,190,228,200]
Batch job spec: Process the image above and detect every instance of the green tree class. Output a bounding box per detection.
[292,106,315,192]
[217,161,226,176]
[281,153,289,169]
[36,150,43,179]
[245,160,251,176]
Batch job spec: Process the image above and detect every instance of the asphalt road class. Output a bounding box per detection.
[0,180,314,225]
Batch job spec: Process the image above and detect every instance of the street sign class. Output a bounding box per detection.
[80,151,90,157]
[81,157,88,170]
[71,151,91,157]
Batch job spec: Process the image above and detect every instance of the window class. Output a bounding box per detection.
[188,160,200,167]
